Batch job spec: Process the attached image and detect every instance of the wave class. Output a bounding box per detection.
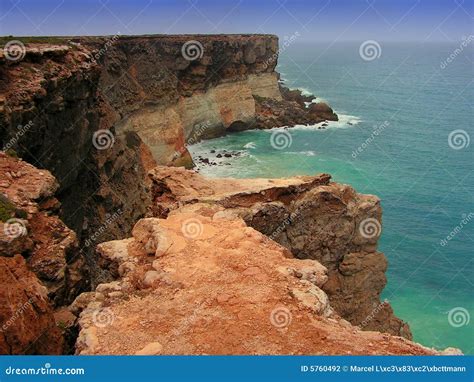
[244,142,256,149]
[283,151,316,156]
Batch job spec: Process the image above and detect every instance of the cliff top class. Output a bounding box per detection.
[0,34,278,46]
[76,211,434,355]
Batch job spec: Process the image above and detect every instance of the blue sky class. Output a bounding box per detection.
[0,0,472,42]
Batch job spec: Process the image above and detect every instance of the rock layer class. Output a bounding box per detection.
[1,35,338,255]
[75,212,430,355]
[146,166,411,339]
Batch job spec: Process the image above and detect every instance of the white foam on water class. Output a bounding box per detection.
[244,141,257,149]
[283,150,316,156]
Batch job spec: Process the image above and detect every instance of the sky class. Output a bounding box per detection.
[0,0,472,42]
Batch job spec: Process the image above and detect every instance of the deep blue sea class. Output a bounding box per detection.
[190,42,473,353]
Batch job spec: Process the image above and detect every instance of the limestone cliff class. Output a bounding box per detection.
[0,35,335,252]
[0,35,423,355]
[146,166,411,338]
[75,211,431,355]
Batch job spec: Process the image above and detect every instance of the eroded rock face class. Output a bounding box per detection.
[0,255,63,354]
[146,166,411,339]
[75,212,432,355]
[0,153,86,306]
[0,35,339,275]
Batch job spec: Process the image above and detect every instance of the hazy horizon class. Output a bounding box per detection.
[1,0,472,43]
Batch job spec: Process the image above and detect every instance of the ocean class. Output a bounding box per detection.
[189,41,473,353]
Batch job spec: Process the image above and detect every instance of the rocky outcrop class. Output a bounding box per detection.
[145,166,411,339]
[0,255,63,354]
[0,35,423,355]
[74,211,431,355]
[0,152,85,306]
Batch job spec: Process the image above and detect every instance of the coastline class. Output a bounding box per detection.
[0,35,460,355]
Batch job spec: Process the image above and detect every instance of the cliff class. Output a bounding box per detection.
[75,211,430,355]
[0,35,429,355]
[0,34,336,251]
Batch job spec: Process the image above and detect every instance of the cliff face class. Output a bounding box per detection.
[146,166,411,339]
[75,210,430,355]
[1,35,417,355]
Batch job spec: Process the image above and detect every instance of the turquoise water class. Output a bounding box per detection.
[189,42,473,353]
